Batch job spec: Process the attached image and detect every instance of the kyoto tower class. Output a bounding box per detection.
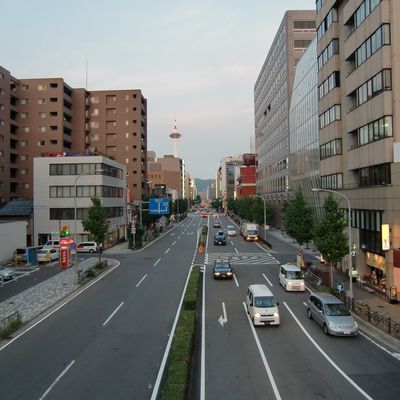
[169,119,181,158]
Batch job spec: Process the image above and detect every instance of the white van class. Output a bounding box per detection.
[279,263,305,291]
[245,284,280,326]
[42,240,60,250]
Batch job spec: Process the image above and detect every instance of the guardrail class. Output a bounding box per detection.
[304,269,322,288]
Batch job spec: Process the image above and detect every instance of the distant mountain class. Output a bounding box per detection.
[195,178,215,193]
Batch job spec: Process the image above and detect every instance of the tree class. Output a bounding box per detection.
[283,187,314,246]
[313,193,348,286]
[211,198,222,211]
[81,197,108,261]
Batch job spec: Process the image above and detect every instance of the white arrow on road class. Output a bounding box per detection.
[218,302,228,327]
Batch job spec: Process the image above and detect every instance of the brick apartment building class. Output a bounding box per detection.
[236,153,257,199]
[0,65,147,205]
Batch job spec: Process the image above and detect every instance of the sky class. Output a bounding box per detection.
[1,0,315,179]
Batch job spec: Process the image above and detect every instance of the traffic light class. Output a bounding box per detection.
[61,225,70,237]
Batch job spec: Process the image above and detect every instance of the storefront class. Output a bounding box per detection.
[364,252,386,295]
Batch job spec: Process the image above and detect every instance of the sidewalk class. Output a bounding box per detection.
[263,228,400,324]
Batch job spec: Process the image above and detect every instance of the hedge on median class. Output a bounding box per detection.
[161,265,201,400]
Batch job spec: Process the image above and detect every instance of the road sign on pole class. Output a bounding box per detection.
[149,198,170,215]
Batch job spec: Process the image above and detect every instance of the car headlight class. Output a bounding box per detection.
[214,272,220,276]
[354,321,359,328]
[273,312,279,318]
[254,313,261,318]
[328,321,337,329]
[227,272,232,275]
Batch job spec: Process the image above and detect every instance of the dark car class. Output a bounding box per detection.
[213,220,221,228]
[214,230,227,245]
[213,259,233,279]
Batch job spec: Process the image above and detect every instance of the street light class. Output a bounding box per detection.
[253,194,267,241]
[74,169,104,244]
[311,188,353,301]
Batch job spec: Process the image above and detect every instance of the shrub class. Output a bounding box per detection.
[0,312,22,339]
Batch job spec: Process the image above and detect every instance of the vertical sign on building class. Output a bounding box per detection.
[382,224,390,251]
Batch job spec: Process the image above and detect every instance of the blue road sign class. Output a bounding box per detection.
[149,198,170,215]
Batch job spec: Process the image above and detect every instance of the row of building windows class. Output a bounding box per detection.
[49,163,124,179]
[356,116,392,147]
[319,104,341,129]
[49,185,123,198]
[50,207,124,220]
[354,24,390,69]
[318,39,339,70]
[355,69,391,107]
[317,7,337,41]
[294,40,311,50]
[354,0,381,29]
[358,163,391,187]
[316,0,327,14]
[318,71,340,99]
[293,20,316,30]
[320,139,342,160]
[351,208,382,232]
[321,173,343,189]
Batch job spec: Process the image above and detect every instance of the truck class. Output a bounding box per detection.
[241,223,259,241]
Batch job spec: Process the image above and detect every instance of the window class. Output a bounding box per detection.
[37,140,45,146]
[37,98,46,104]
[355,69,391,107]
[38,126,46,133]
[38,84,46,90]
[21,84,29,91]
[318,71,340,99]
[321,173,343,189]
[20,169,27,175]
[20,112,29,119]
[90,96,99,104]
[293,20,316,30]
[50,125,57,131]
[354,0,381,29]
[294,39,311,50]
[21,140,28,147]
[50,140,58,145]
[358,163,390,187]
[317,7,337,41]
[356,116,392,146]
[319,105,341,129]
[90,121,99,129]
[21,155,29,161]
[22,127,30,133]
[20,98,29,105]
[39,112,46,118]
[318,39,339,70]
[50,83,58,88]
[50,111,58,117]
[320,139,342,159]
[50,97,58,102]
[91,109,99,116]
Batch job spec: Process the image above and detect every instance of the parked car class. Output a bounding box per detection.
[76,242,100,253]
[0,266,16,281]
[213,220,221,228]
[213,259,233,279]
[226,226,236,236]
[37,248,59,263]
[42,240,60,250]
[307,292,358,336]
[13,246,43,264]
[213,230,227,245]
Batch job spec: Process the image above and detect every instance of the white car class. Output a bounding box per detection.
[42,240,60,250]
[37,248,59,263]
[226,226,236,236]
[76,242,99,253]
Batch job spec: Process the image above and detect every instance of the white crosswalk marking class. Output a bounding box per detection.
[205,252,279,265]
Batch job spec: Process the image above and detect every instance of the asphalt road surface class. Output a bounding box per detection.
[1,213,399,400]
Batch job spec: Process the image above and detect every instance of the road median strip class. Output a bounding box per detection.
[161,265,201,400]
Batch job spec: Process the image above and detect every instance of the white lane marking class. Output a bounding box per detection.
[218,302,228,327]
[0,261,121,352]
[136,274,148,287]
[303,302,307,306]
[201,264,206,400]
[233,273,239,287]
[283,302,374,400]
[178,236,181,240]
[305,285,312,293]
[150,265,196,400]
[154,258,161,267]
[170,233,175,236]
[165,248,170,254]
[230,241,234,245]
[262,273,273,287]
[359,331,400,361]
[172,241,177,246]
[242,302,282,400]
[103,302,125,326]
[38,360,75,400]
[234,248,239,254]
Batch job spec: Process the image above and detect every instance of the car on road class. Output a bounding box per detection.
[226,225,236,236]
[37,248,59,263]
[213,259,233,279]
[246,284,280,326]
[202,212,208,218]
[213,220,221,228]
[307,292,358,336]
[213,230,227,245]
[279,263,305,291]
[76,241,100,253]
[0,266,17,281]
[43,240,60,250]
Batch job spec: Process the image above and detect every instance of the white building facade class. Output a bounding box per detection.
[33,155,126,247]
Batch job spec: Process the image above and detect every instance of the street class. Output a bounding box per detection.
[0,213,399,400]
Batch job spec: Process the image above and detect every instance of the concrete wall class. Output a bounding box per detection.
[0,220,26,263]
